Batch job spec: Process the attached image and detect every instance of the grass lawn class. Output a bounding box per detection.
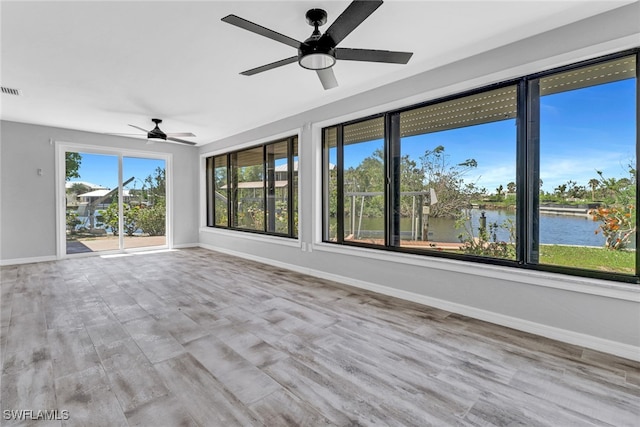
[540,244,635,274]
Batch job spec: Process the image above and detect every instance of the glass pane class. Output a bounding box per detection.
[399,85,518,260]
[214,156,228,227]
[343,117,385,244]
[233,147,264,231]
[65,152,119,253]
[323,127,338,241]
[123,157,166,249]
[266,140,289,234]
[538,55,636,274]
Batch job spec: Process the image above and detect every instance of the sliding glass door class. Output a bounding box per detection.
[122,156,166,249]
[63,148,168,255]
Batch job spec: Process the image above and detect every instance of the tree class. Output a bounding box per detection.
[563,180,587,200]
[65,152,82,181]
[596,167,635,206]
[343,149,385,219]
[588,178,600,201]
[507,181,516,194]
[399,154,426,216]
[419,145,479,218]
[588,166,637,250]
[69,182,91,195]
[554,183,567,199]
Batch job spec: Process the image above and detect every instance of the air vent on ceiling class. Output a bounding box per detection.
[1,86,23,96]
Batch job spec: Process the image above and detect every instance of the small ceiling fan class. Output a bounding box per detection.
[222,0,413,90]
[112,118,197,145]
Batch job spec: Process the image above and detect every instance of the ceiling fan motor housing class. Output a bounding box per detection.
[148,118,167,140]
[299,9,336,70]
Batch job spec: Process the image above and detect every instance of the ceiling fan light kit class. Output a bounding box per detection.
[298,8,336,70]
[222,0,413,89]
[299,51,335,70]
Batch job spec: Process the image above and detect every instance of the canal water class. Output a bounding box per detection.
[349,209,634,248]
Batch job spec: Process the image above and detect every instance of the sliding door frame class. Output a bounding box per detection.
[55,141,173,258]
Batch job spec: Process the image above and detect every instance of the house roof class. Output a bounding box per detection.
[65,181,108,190]
[78,189,131,198]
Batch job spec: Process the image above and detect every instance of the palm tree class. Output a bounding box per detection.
[588,178,599,201]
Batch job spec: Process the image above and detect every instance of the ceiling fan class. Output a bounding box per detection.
[222,0,413,90]
[112,118,197,146]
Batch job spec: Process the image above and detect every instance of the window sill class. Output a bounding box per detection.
[312,242,640,302]
[199,226,301,248]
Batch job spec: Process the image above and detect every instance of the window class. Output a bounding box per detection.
[233,146,264,231]
[206,156,228,227]
[323,127,338,241]
[398,86,518,259]
[342,117,386,245]
[206,136,298,238]
[322,50,638,283]
[534,55,637,275]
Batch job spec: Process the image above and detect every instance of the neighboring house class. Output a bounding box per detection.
[77,189,131,208]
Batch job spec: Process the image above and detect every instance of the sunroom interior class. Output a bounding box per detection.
[1,1,639,425]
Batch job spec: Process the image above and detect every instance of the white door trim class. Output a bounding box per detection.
[54,141,173,259]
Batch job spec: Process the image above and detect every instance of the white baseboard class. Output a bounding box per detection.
[0,255,58,267]
[172,243,200,249]
[198,243,640,362]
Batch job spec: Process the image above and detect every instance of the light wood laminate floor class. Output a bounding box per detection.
[1,248,639,426]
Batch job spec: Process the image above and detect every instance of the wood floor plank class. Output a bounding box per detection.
[124,393,198,427]
[154,353,260,426]
[185,334,282,405]
[54,365,128,427]
[1,350,57,421]
[121,316,185,364]
[1,248,639,426]
[248,389,334,427]
[46,328,101,380]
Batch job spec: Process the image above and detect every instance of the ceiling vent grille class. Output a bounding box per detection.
[1,86,23,96]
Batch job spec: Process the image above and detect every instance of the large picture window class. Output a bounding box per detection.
[206,136,298,238]
[323,50,638,283]
[535,55,637,275]
[398,85,518,259]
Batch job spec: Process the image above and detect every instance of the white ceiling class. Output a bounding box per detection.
[0,1,633,146]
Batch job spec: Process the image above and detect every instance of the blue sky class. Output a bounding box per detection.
[70,154,165,190]
[336,78,636,194]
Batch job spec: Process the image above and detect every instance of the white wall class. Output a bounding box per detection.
[0,121,199,262]
[198,4,640,360]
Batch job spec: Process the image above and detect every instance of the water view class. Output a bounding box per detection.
[346,209,632,248]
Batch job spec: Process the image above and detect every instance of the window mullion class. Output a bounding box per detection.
[336,125,345,243]
[386,113,401,247]
[526,78,541,265]
[287,137,294,237]
[515,80,527,264]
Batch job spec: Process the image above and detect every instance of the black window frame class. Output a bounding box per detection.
[206,136,298,239]
[322,49,639,284]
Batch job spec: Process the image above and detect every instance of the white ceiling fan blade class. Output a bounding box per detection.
[167,136,197,146]
[316,68,338,90]
[166,132,196,137]
[128,124,150,133]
